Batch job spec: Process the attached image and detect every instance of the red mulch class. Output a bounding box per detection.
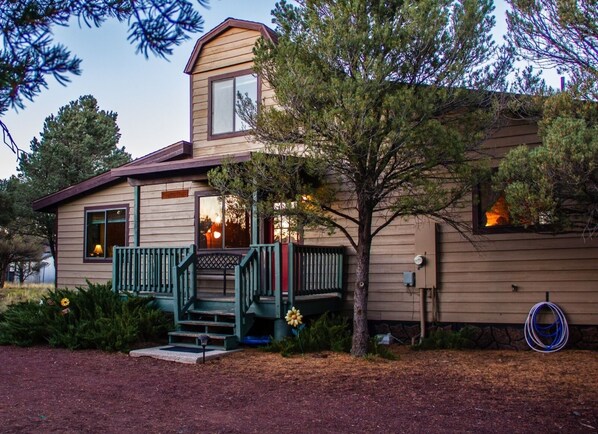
[0,345,596,433]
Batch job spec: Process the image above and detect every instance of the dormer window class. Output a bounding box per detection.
[208,70,258,139]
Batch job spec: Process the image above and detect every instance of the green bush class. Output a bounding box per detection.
[367,338,399,360]
[265,312,352,356]
[0,281,172,352]
[412,326,476,350]
[0,301,51,346]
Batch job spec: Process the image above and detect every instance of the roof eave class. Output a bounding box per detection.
[111,152,252,178]
[32,140,193,212]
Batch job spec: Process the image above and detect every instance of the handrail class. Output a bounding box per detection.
[172,245,197,324]
[112,245,195,294]
[234,243,282,339]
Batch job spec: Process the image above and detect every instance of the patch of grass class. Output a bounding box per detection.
[0,284,53,314]
[412,326,477,350]
[0,281,172,352]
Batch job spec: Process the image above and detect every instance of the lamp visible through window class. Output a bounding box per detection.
[93,244,103,256]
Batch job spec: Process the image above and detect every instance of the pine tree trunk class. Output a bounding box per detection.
[351,204,373,357]
[18,265,25,284]
[0,257,9,288]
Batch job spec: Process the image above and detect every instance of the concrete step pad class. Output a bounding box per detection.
[130,345,241,364]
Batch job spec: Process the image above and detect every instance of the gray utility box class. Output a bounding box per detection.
[403,271,415,287]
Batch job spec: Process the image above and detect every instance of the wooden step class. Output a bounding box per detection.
[169,331,232,339]
[168,330,238,350]
[188,309,235,318]
[178,320,235,328]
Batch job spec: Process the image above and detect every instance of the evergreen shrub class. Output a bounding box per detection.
[412,326,477,350]
[367,337,399,360]
[264,312,352,356]
[0,281,171,351]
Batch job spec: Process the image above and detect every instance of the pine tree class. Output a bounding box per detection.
[0,0,208,154]
[210,0,512,356]
[17,95,132,264]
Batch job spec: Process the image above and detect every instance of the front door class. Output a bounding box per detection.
[263,211,302,292]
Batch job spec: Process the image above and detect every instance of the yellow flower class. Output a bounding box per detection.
[285,307,303,327]
[60,297,70,307]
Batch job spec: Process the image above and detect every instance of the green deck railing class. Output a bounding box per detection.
[113,242,344,340]
[112,245,196,295]
[287,243,344,306]
[172,245,197,324]
[234,243,283,339]
[234,242,344,339]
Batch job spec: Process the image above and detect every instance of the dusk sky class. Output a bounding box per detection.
[1,1,558,179]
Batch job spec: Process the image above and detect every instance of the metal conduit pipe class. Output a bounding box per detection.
[420,287,426,343]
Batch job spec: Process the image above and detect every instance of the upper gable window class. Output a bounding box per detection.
[209,71,258,139]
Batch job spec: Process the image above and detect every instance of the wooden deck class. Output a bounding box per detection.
[112,242,345,349]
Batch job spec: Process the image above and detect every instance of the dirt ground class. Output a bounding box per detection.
[0,345,596,433]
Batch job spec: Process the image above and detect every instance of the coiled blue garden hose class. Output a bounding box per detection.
[524,301,569,353]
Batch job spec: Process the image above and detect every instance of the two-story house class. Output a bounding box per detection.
[33,18,598,350]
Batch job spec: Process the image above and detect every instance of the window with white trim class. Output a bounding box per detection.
[210,73,257,136]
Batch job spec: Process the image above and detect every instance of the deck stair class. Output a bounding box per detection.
[168,308,251,351]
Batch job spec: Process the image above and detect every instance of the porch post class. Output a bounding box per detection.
[251,190,259,244]
[274,319,289,341]
[133,185,140,247]
[273,242,288,341]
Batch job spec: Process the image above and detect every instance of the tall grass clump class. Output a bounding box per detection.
[0,281,171,351]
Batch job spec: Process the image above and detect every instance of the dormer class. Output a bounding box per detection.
[185,18,277,158]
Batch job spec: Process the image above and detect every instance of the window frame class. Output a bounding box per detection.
[207,69,260,141]
[472,183,548,235]
[83,204,129,263]
[194,193,251,252]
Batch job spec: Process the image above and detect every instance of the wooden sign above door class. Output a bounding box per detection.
[161,189,189,199]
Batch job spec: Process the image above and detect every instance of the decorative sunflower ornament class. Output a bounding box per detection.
[285,307,303,327]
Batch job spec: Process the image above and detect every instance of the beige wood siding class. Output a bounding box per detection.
[189,28,269,158]
[139,181,197,246]
[56,181,134,288]
[306,120,598,326]
[434,121,598,326]
[437,211,598,326]
[137,180,223,247]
